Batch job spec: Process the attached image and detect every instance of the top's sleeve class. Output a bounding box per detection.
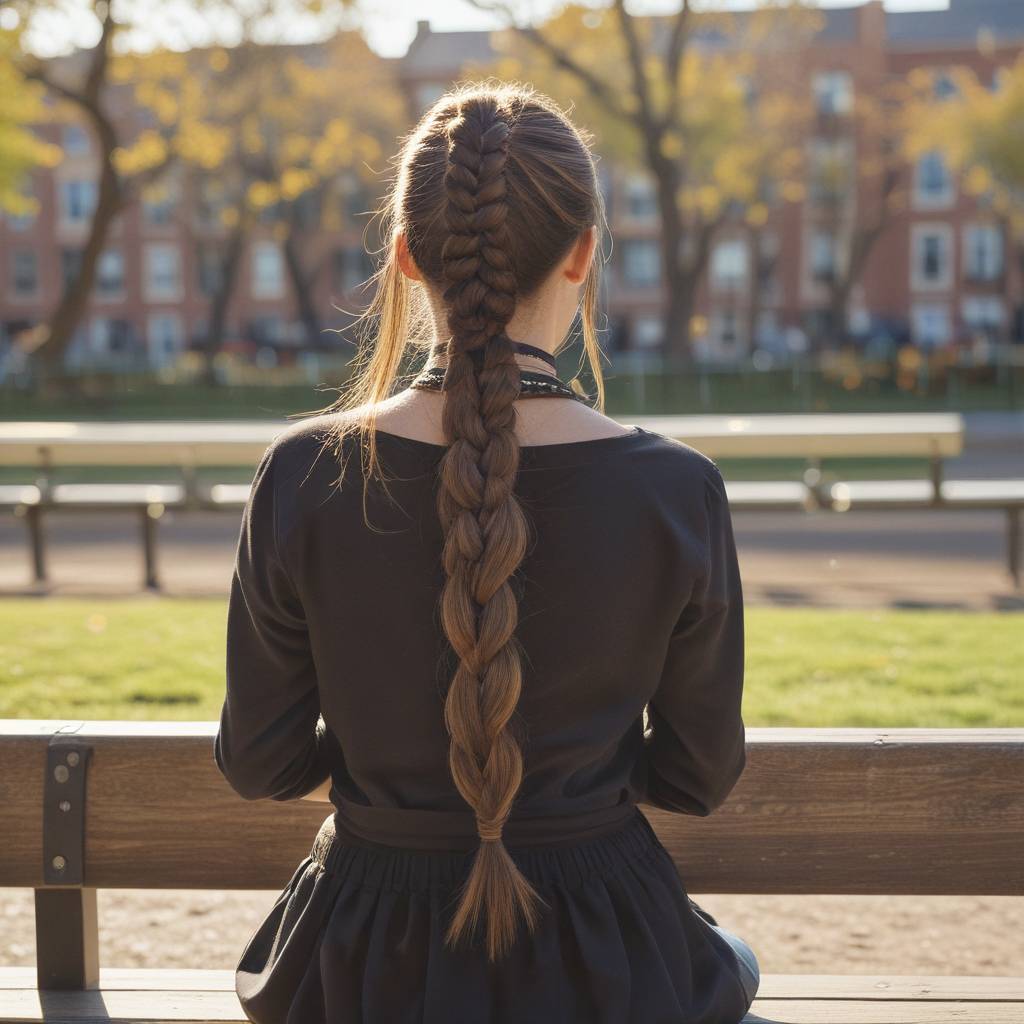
[641,462,746,817]
[213,442,333,802]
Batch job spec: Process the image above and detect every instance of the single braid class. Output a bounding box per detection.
[436,96,546,961]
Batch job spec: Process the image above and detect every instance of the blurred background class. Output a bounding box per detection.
[0,0,1022,982]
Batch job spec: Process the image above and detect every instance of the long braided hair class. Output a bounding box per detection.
[318,81,607,960]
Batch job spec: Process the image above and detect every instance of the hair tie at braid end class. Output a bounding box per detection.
[477,818,506,842]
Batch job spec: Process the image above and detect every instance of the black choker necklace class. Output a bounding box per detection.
[412,340,588,402]
[430,339,558,372]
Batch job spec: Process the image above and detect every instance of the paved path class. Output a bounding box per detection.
[1,505,1019,609]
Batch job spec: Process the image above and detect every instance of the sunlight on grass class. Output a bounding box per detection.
[0,599,1021,726]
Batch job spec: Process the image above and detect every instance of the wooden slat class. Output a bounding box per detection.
[2,969,1020,1001]
[1,724,1022,893]
[1,990,1022,1023]
[0,970,234,992]
[745,1002,1023,1023]
[756,975,1024,1001]
[0,988,245,1022]
[0,413,964,467]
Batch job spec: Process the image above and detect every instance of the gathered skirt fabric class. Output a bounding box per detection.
[234,808,755,1024]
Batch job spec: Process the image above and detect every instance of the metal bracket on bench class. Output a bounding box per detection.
[36,726,100,990]
[43,731,92,885]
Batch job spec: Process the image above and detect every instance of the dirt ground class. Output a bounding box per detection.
[3,888,1021,976]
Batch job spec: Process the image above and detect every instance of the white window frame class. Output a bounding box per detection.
[812,70,853,116]
[622,173,658,223]
[911,302,952,348]
[251,240,286,300]
[94,249,126,302]
[59,179,98,227]
[710,238,749,293]
[910,223,953,292]
[809,229,837,284]
[962,223,1004,283]
[620,239,660,288]
[961,296,1005,332]
[144,243,183,302]
[632,315,663,349]
[913,150,955,210]
[147,313,185,366]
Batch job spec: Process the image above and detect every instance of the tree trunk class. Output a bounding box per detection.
[283,227,322,348]
[35,172,124,396]
[201,225,247,386]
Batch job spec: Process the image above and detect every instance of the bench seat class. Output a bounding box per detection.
[724,480,814,510]
[0,486,42,509]
[48,483,187,510]
[1,968,1021,1022]
[828,478,1024,510]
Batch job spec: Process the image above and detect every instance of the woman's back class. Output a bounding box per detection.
[220,414,744,827]
[213,79,758,1023]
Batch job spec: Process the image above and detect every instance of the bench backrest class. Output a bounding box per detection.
[0,412,964,467]
[3,721,1021,895]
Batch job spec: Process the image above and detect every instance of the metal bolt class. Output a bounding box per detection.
[59,800,71,812]
[66,751,80,767]
[52,855,66,871]
[53,764,69,783]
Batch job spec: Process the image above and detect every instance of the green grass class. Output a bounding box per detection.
[1,599,1021,727]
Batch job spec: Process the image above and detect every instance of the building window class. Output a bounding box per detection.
[963,224,1004,282]
[90,317,133,355]
[911,303,951,348]
[911,225,952,291]
[11,251,39,298]
[962,297,1004,340]
[620,240,660,288]
[63,124,90,156]
[809,230,837,284]
[623,174,658,221]
[710,238,748,292]
[144,244,182,301]
[251,241,285,300]
[913,150,954,208]
[812,71,853,116]
[59,179,98,226]
[95,249,125,300]
[632,315,663,349]
[147,313,184,365]
[808,138,852,204]
[142,180,180,227]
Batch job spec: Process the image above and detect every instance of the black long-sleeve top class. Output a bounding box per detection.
[214,415,746,834]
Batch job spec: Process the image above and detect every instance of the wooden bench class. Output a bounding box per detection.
[3,414,1021,588]
[1,721,1021,1022]
[828,478,1024,586]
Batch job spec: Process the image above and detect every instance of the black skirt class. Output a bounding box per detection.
[235,808,756,1024]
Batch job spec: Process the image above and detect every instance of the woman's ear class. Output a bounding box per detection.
[395,230,422,282]
[563,225,598,285]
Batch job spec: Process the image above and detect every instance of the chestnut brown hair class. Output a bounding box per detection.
[319,80,607,960]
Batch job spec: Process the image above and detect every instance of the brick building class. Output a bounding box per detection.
[2,0,1022,372]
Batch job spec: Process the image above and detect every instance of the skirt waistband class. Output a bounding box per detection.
[310,804,660,892]
[312,798,643,864]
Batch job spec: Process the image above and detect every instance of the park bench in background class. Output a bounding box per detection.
[2,413,1022,589]
[0,721,1022,1022]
